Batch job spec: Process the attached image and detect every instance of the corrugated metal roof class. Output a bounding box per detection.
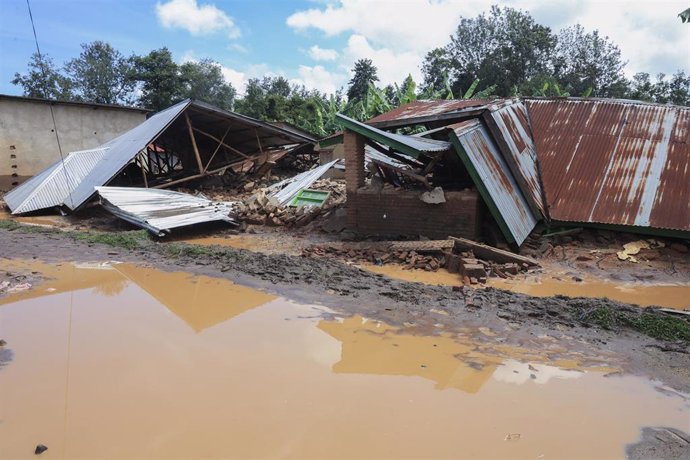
[4,147,109,214]
[6,99,315,214]
[336,113,451,159]
[96,186,237,236]
[448,120,538,246]
[483,99,546,218]
[526,98,690,232]
[367,99,492,128]
[266,159,341,206]
[67,100,192,210]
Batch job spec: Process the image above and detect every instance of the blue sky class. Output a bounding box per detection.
[1,0,688,97]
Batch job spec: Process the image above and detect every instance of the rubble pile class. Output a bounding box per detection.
[303,238,537,284]
[234,179,346,227]
[303,246,445,271]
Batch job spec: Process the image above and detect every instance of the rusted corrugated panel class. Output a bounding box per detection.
[367,99,491,127]
[448,120,538,246]
[526,98,690,232]
[483,99,545,218]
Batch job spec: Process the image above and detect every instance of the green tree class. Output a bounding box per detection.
[420,48,450,95]
[347,58,379,102]
[553,25,627,97]
[179,59,236,110]
[11,52,73,100]
[64,41,136,105]
[667,70,690,106]
[131,47,183,111]
[436,6,555,97]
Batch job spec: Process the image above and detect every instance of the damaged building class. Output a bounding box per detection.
[4,99,316,216]
[0,94,148,190]
[326,97,690,247]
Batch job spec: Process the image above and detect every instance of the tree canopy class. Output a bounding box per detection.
[10,5,690,136]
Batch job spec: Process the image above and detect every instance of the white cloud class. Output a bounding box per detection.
[291,65,345,94]
[228,43,249,53]
[343,34,423,86]
[308,45,338,61]
[287,0,690,87]
[156,0,240,38]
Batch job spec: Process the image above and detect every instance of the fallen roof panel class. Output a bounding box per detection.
[336,113,451,159]
[526,98,690,234]
[483,99,546,218]
[4,147,109,214]
[448,120,538,246]
[266,159,341,206]
[366,99,492,129]
[96,186,237,236]
[5,99,315,214]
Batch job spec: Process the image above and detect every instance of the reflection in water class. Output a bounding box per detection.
[0,260,689,459]
[0,260,275,332]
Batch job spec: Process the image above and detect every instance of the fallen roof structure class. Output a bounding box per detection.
[448,120,538,246]
[332,96,690,246]
[526,98,690,236]
[5,99,314,215]
[96,186,237,236]
[266,159,341,206]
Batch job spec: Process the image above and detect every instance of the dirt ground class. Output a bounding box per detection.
[1,225,689,396]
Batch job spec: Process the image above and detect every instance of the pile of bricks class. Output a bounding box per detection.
[235,179,346,227]
[303,246,444,271]
[304,239,534,284]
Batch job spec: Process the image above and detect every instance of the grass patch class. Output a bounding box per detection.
[0,219,59,234]
[70,230,152,250]
[583,307,690,342]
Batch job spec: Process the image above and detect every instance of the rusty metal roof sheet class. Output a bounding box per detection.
[448,120,538,246]
[483,99,546,218]
[367,99,492,129]
[526,98,690,232]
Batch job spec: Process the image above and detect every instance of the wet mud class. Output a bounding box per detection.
[1,261,689,459]
[1,228,689,396]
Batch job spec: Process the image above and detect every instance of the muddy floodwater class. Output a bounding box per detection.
[362,263,690,310]
[1,260,689,459]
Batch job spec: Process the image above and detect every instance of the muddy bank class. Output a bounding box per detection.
[626,427,690,460]
[0,225,689,393]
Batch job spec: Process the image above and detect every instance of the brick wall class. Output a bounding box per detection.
[347,188,481,239]
[343,131,365,193]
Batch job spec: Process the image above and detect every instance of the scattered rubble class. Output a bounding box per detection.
[303,237,538,285]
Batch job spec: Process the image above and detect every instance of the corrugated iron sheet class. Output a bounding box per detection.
[266,159,341,206]
[367,99,491,127]
[526,98,690,232]
[336,114,451,158]
[483,99,546,218]
[4,147,109,214]
[448,120,538,246]
[96,186,237,236]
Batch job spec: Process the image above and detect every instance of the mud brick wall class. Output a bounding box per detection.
[347,188,481,239]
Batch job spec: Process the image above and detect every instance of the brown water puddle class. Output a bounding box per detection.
[1,261,689,459]
[0,209,67,228]
[361,263,690,310]
[179,234,302,255]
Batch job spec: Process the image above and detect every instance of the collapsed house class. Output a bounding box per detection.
[326,98,690,247]
[4,99,315,215]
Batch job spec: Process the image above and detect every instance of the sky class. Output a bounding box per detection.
[0,0,688,97]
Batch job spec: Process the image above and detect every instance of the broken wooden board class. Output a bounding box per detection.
[449,236,539,267]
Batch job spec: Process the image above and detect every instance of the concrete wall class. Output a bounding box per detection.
[0,97,146,190]
[343,130,481,239]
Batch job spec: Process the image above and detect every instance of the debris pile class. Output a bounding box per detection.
[236,178,346,227]
[303,236,539,284]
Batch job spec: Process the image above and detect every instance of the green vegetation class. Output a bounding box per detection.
[10,4,690,136]
[70,229,152,250]
[582,307,690,342]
